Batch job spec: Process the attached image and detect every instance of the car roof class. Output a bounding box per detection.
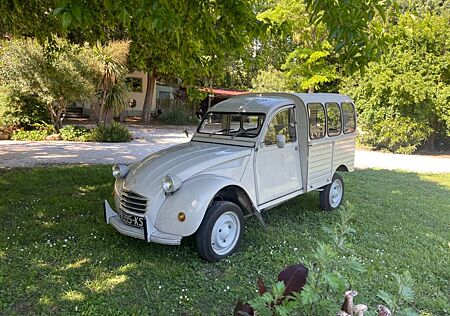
[209,93,353,115]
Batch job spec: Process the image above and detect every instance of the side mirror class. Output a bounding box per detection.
[276,134,286,148]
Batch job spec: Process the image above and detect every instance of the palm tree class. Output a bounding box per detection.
[93,41,130,126]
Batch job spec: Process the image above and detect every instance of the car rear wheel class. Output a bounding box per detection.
[319,173,344,211]
[196,201,244,262]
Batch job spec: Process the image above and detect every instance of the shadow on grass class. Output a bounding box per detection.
[0,167,448,315]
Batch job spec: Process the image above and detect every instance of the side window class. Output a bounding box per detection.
[342,102,356,134]
[326,103,342,137]
[264,108,296,146]
[308,103,326,139]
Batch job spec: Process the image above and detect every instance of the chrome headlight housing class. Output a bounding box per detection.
[112,164,130,179]
[162,175,182,194]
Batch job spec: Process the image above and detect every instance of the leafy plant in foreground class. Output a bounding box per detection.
[377,271,418,316]
[247,203,365,315]
[297,204,365,315]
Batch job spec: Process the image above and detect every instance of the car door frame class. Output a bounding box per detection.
[253,105,303,206]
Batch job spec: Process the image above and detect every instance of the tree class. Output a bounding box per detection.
[92,41,130,125]
[257,0,337,93]
[0,1,63,38]
[304,0,393,74]
[0,37,96,130]
[282,42,337,93]
[48,0,261,123]
[342,13,450,153]
[252,66,289,92]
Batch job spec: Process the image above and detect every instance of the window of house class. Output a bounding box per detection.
[342,102,356,134]
[326,103,342,137]
[159,91,170,99]
[264,108,296,146]
[308,103,326,139]
[125,77,143,92]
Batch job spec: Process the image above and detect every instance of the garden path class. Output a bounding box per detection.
[1,125,449,173]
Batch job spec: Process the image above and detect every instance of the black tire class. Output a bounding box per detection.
[319,173,344,211]
[196,201,244,262]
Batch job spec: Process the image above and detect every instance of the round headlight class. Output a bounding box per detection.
[162,175,182,194]
[112,164,130,179]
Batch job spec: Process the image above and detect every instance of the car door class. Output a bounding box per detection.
[254,106,302,205]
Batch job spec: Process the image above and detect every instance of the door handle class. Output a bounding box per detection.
[295,146,299,151]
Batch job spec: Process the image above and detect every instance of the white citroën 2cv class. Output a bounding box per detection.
[104,93,357,261]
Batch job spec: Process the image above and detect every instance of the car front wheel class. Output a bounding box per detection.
[196,201,244,262]
[319,173,344,211]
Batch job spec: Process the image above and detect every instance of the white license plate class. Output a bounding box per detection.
[119,209,144,228]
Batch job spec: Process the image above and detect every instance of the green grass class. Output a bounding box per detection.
[0,167,449,315]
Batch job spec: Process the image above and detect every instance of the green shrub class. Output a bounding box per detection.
[10,123,55,141]
[0,90,50,129]
[60,125,91,141]
[11,129,50,141]
[91,121,132,142]
[159,107,198,125]
[358,116,431,154]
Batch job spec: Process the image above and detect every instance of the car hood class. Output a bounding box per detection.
[122,141,252,196]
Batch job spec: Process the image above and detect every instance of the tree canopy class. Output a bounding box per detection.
[0,37,96,130]
[342,12,450,153]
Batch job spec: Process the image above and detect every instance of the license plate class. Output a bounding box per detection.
[119,209,145,228]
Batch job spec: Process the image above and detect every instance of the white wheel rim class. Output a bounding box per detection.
[329,179,343,208]
[211,211,240,256]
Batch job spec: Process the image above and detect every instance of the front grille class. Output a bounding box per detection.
[120,189,148,214]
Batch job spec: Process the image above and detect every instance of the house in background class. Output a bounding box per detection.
[66,71,248,120]
[122,71,175,116]
[68,71,175,118]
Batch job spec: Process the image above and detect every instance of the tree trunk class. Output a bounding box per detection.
[426,120,440,152]
[308,86,315,93]
[90,100,100,126]
[49,100,66,132]
[141,66,157,124]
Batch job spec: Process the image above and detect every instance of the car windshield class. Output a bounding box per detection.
[198,112,265,138]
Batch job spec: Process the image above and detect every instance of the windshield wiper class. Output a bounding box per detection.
[212,128,240,135]
[212,128,230,135]
[232,130,248,139]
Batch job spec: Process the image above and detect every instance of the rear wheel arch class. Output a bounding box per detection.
[336,164,349,172]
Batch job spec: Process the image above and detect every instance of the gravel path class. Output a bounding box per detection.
[354,149,450,173]
[0,126,196,168]
[1,125,449,173]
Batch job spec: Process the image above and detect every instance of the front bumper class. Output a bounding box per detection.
[103,200,182,245]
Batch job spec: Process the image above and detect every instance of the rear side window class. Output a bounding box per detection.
[308,103,326,139]
[342,102,356,134]
[326,103,342,137]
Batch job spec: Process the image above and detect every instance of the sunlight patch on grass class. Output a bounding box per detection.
[87,274,128,292]
[118,263,137,273]
[39,295,53,306]
[40,221,55,228]
[77,185,97,193]
[62,290,86,302]
[62,258,90,271]
[419,173,450,188]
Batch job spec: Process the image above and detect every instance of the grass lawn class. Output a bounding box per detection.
[0,166,449,315]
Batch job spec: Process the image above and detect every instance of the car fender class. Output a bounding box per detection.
[155,174,252,237]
